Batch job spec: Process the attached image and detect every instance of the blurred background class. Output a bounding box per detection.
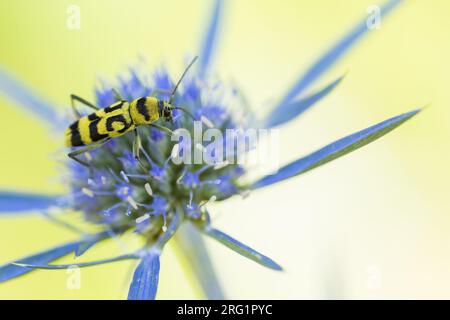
[0,0,449,299]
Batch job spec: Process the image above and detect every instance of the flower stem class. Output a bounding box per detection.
[172,222,225,299]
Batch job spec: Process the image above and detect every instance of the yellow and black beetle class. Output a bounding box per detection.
[65,57,197,167]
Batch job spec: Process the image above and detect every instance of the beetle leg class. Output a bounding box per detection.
[132,129,147,170]
[70,94,99,119]
[68,140,108,172]
[112,88,124,101]
[149,123,174,136]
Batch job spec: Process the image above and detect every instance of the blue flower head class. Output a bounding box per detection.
[0,0,421,300]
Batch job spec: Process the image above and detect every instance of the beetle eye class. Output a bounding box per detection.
[164,108,171,118]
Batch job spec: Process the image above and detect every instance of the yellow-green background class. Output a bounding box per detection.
[0,0,449,299]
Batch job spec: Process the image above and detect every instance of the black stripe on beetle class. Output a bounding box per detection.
[89,119,109,142]
[106,115,131,133]
[88,113,99,121]
[157,100,165,117]
[136,97,150,121]
[70,121,84,146]
[104,101,124,113]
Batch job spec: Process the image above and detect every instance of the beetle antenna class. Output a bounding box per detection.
[169,56,198,104]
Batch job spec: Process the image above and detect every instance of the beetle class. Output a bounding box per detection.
[66,56,197,168]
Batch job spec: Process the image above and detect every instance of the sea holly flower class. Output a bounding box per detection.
[0,0,420,299]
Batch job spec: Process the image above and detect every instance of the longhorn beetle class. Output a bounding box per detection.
[65,56,197,168]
